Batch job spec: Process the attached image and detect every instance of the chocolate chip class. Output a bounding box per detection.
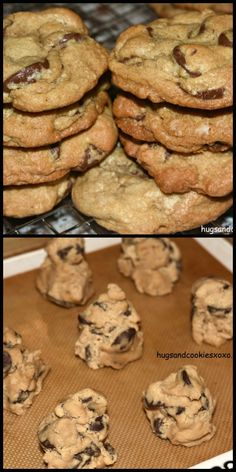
[58,33,86,48]
[147,26,154,38]
[198,22,206,34]
[103,443,115,455]
[14,390,29,403]
[144,398,165,410]
[81,144,104,170]
[194,87,225,100]
[81,396,93,403]
[76,244,84,255]
[223,283,230,289]
[173,46,201,78]
[89,416,104,432]
[83,444,101,458]
[85,345,91,361]
[218,31,232,47]
[182,370,192,386]
[4,59,50,92]
[136,113,146,121]
[207,306,231,315]
[3,351,12,375]
[93,301,107,311]
[57,246,73,260]
[78,314,92,326]
[50,145,60,160]
[153,418,163,435]
[41,439,54,450]
[112,328,136,350]
[123,308,132,317]
[120,55,143,65]
[176,406,185,415]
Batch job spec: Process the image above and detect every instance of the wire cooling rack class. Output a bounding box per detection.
[3,3,233,235]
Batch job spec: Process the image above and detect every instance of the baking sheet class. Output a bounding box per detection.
[3,239,232,469]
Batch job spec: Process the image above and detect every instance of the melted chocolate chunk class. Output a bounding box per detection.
[89,416,104,432]
[182,370,192,386]
[93,301,107,311]
[4,59,49,92]
[207,306,231,315]
[218,31,232,47]
[112,328,136,350]
[103,442,115,455]
[173,46,201,78]
[153,418,163,435]
[147,26,154,38]
[123,308,132,317]
[3,351,12,375]
[58,33,86,48]
[83,444,101,458]
[194,87,225,100]
[176,406,185,415]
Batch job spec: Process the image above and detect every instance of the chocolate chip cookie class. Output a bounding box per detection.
[36,238,94,308]
[71,146,232,234]
[4,8,108,112]
[4,106,118,186]
[3,327,49,415]
[191,277,233,347]
[120,134,232,197]
[3,174,72,218]
[38,388,117,469]
[4,86,109,148]
[118,238,181,296]
[109,10,232,109]
[143,365,216,447]
[114,94,232,153]
[75,284,143,369]
[150,3,233,18]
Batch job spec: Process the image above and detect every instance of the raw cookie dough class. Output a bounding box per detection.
[38,388,117,469]
[191,277,233,347]
[75,283,143,369]
[36,238,94,307]
[118,238,181,296]
[143,365,216,447]
[3,327,49,415]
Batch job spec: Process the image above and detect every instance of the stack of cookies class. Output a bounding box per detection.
[3,8,118,218]
[99,8,232,234]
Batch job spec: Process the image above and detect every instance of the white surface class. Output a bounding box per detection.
[195,237,232,272]
[189,450,233,469]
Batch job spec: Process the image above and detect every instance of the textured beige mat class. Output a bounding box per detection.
[4,239,232,469]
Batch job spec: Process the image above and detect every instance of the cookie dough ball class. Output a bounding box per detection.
[38,388,117,469]
[143,365,216,447]
[75,284,143,369]
[118,238,181,296]
[192,277,233,347]
[36,238,94,307]
[3,327,49,415]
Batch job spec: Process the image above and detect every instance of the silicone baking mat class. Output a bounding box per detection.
[3,239,232,469]
[3,2,233,236]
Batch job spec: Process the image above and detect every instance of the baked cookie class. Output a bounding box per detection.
[71,146,232,234]
[120,134,232,197]
[150,4,233,18]
[4,106,118,186]
[38,388,117,469]
[75,284,143,369]
[114,94,233,153]
[118,238,181,296]
[3,174,72,218]
[3,327,49,415]
[143,365,216,447]
[36,238,94,308]
[109,11,232,109]
[3,86,109,148]
[191,277,233,347]
[4,8,108,112]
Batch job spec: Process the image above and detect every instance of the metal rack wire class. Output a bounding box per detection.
[3,3,233,235]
